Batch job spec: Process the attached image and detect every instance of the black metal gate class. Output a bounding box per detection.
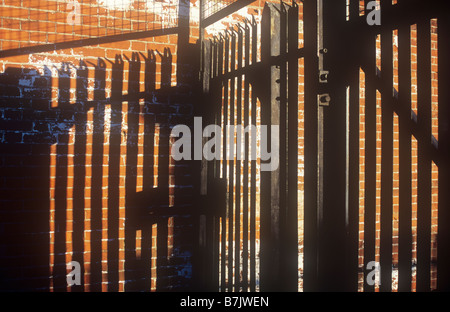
[339,0,450,292]
[197,0,450,292]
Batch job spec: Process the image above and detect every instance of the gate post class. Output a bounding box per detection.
[318,0,350,291]
[260,2,282,292]
[304,0,354,292]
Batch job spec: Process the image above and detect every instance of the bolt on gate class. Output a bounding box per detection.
[196,0,450,292]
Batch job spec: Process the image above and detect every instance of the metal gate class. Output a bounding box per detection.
[197,0,450,292]
[340,0,450,293]
[197,1,303,292]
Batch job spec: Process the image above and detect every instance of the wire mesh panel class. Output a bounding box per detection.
[0,0,179,51]
[202,0,238,20]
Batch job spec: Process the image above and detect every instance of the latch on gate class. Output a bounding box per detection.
[319,70,329,83]
[318,94,331,107]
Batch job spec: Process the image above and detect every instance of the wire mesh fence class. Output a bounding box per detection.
[1,0,179,48]
[201,0,240,20]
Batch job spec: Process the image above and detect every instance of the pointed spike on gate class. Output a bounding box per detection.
[243,18,249,29]
[271,2,282,13]
[244,18,251,30]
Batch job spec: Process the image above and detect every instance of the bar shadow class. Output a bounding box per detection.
[0,41,199,291]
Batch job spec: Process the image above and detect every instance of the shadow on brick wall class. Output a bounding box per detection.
[0,45,200,292]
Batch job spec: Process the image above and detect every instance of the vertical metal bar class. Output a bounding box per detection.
[260,3,271,291]
[397,22,412,292]
[437,11,450,292]
[222,36,229,291]
[201,39,214,291]
[199,0,204,48]
[212,38,225,291]
[364,0,371,16]
[343,4,365,292]
[349,0,360,20]
[286,2,299,292]
[213,213,220,291]
[303,0,319,292]
[347,65,361,292]
[260,2,281,291]
[214,40,222,180]
[242,22,250,292]
[201,41,211,196]
[227,32,236,291]
[249,19,257,292]
[277,3,288,292]
[363,34,377,293]
[416,18,432,292]
[235,28,243,291]
[321,0,348,291]
[210,40,219,181]
[211,39,216,80]
[380,3,394,290]
[221,212,226,291]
